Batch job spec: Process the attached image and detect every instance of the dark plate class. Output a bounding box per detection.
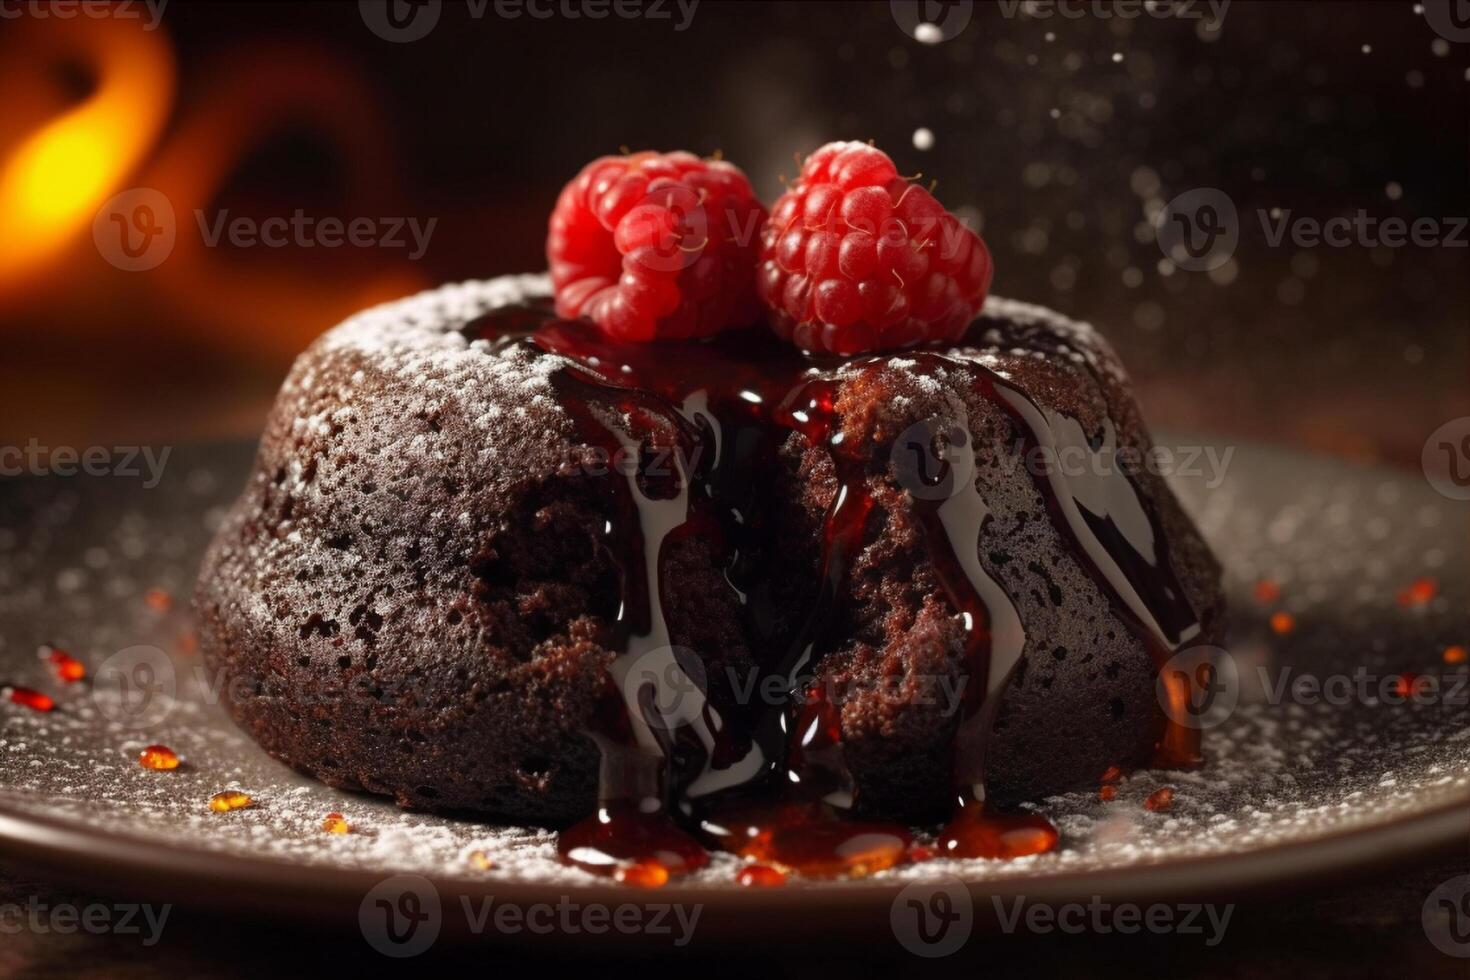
[0,438,1464,945]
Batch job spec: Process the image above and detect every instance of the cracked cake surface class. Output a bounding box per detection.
[195,274,1225,826]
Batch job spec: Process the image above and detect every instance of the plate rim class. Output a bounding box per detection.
[1,438,1465,941]
[0,790,1463,938]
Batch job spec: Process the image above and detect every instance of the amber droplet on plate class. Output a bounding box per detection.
[1391,673,1422,699]
[467,850,495,871]
[209,790,253,812]
[558,803,708,884]
[736,863,787,887]
[615,861,671,889]
[1396,577,1437,608]
[39,645,85,683]
[139,745,180,770]
[6,686,55,712]
[702,802,912,879]
[938,801,1059,860]
[321,812,351,834]
[1144,787,1175,812]
[1270,611,1296,635]
[1444,645,1467,665]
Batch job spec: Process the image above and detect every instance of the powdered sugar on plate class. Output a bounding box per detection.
[0,357,1463,893]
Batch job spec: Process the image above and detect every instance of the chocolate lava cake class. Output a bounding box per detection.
[195,274,1225,832]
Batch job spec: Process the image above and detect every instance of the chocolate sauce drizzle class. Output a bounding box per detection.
[461,302,1204,880]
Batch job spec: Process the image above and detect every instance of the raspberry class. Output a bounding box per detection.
[548,150,767,342]
[757,141,993,354]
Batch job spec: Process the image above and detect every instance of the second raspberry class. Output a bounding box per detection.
[757,141,993,355]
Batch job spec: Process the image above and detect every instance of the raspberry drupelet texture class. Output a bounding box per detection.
[758,141,993,354]
[548,150,767,342]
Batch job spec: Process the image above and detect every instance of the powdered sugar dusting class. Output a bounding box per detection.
[0,420,1463,890]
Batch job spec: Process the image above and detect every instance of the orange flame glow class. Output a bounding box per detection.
[0,18,428,360]
[0,17,173,293]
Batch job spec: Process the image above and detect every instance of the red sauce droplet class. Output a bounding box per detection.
[700,801,911,879]
[908,844,938,863]
[7,686,55,712]
[615,861,671,889]
[1144,786,1175,812]
[139,745,180,770]
[1100,765,1124,784]
[558,803,708,883]
[937,799,1059,860]
[1253,579,1281,605]
[1445,645,1467,665]
[144,588,174,612]
[1391,673,1423,699]
[1396,577,1438,608]
[1270,611,1296,635]
[209,790,253,812]
[736,863,787,887]
[1098,785,1118,802]
[39,645,86,683]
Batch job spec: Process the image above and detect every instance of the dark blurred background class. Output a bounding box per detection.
[0,0,1465,465]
